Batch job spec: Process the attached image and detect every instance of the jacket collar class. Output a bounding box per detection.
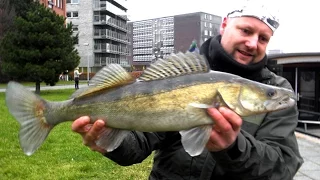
[200,35,269,80]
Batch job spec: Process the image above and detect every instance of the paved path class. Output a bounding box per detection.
[294,132,320,180]
[1,85,320,179]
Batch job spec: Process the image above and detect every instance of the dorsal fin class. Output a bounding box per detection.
[138,52,209,81]
[73,64,135,98]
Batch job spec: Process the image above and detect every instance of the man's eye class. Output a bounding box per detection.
[242,29,250,34]
[260,36,269,43]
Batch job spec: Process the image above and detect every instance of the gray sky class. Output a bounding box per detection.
[126,0,320,53]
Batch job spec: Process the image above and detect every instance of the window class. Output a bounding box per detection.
[67,0,79,4]
[73,11,78,17]
[204,22,207,27]
[56,0,62,8]
[72,25,78,31]
[67,11,79,18]
[204,30,208,36]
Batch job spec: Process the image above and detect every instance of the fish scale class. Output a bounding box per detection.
[5,51,296,157]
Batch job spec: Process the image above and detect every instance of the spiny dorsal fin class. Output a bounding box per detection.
[138,52,209,81]
[73,64,135,98]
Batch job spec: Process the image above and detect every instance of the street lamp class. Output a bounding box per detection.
[83,43,90,86]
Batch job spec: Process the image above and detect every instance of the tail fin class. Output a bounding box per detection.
[5,81,53,156]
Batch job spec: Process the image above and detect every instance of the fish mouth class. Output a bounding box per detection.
[265,95,296,111]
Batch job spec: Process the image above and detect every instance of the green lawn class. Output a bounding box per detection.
[0,89,153,179]
[0,80,87,89]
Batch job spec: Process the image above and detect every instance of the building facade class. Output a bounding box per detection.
[66,0,130,74]
[128,12,222,70]
[268,53,320,113]
[39,0,66,16]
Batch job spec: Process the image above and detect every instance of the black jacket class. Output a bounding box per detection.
[105,36,303,180]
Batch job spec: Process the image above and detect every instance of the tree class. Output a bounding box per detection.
[9,0,35,17]
[0,0,15,39]
[0,0,15,82]
[0,3,80,94]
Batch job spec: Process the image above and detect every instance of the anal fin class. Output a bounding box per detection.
[179,125,212,157]
[95,128,130,152]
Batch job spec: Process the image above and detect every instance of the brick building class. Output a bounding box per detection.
[39,0,66,17]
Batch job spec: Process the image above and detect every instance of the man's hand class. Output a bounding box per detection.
[71,116,107,154]
[206,107,242,152]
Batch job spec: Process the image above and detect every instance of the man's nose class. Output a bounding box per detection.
[245,36,258,49]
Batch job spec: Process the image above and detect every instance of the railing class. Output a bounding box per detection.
[298,110,320,131]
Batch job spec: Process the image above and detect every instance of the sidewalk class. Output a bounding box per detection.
[294,132,320,180]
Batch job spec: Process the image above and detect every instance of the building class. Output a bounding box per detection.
[39,0,66,16]
[268,52,320,113]
[268,49,283,55]
[128,12,222,70]
[66,0,130,74]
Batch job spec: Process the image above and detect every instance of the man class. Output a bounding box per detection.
[74,67,82,89]
[71,3,303,179]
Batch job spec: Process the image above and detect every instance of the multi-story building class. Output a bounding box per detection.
[66,0,130,74]
[39,0,66,16]
[128,12,222,70]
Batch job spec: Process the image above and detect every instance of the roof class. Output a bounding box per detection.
[268,52,320,65]
[268,52,320,59]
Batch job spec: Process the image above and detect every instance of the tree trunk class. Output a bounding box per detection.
[35,81,40,94]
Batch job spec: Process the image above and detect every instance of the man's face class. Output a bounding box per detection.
[220,17,273,65]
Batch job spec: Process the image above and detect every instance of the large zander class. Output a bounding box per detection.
[5,52,296,157]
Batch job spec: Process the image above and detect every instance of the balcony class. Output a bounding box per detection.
[94,43,129,56]
[93,15,128,33]
[94,29,130,44]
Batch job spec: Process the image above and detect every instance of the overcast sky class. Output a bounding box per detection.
[126,0,320,53]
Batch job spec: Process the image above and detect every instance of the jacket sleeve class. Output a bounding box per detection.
[210,76,304,179]
[103,131,166,166]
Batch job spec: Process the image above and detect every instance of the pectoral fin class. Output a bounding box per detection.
[95,128,130,152]
[179,125,212,156]
[188,103,214,109]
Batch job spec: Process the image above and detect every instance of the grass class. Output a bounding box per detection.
[0,80,87,89]
[0,89,153,180]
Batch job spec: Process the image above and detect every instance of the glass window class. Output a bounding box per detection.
[72,25,78,31]
[73,11,78,18]
[67,0,79,3]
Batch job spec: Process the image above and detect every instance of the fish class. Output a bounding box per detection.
[5,52,296,157]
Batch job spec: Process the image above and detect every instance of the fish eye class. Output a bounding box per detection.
[267,89,276,97]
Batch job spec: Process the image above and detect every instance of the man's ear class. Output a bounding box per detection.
[220,17,229,35]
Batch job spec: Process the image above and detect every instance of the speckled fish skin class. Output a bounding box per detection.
[5,52,296,157]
